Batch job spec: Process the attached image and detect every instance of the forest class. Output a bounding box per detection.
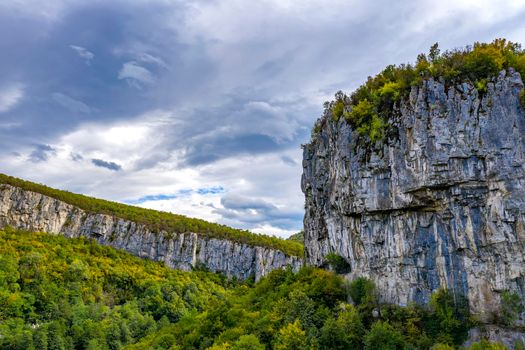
[0,228,516,349]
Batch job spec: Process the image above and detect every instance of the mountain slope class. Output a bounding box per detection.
[0,175,303,280]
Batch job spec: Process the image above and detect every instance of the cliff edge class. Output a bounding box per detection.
[302,69,525,327]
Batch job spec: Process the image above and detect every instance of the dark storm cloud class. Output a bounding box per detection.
[91,158,122,171]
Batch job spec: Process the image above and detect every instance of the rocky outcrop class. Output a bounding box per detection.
[0,184,302,280]
[466,326,525,349]
[302,70,525,324]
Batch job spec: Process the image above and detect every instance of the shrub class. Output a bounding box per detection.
[500,290,523,326]
[430,343,455,350]
[230,335,265,350]
[428,289,470,345]
[464,43,505,81]
[332,100,346,122]
[364,321,405,350]
[520,89,525,108]
[349,277,376,306]
[325,253,351,274]
[274,320,308,350]
[466,340,507,350]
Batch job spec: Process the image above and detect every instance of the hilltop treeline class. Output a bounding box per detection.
[316,39,525,143]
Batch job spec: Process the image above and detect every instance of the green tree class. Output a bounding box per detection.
[230,335,265,350]
[349,277,376,306]
[274,321,308,350]
[364,321,405,350]
[428,289,469,345]
[500,291,523,326]
[319,304,364,349]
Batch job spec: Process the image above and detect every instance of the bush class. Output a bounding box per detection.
[230,335,265,350]
[464,43,505,81]
[325,253,351,274]
[466,340,507,350]
[332,100,346,122]
[349,277,376,306]
[428,289,470,345]
[364,321,405,350]
[274,320,308,350]
[500,290,523,326]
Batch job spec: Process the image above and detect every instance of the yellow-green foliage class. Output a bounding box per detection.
[0,228,228,349]
[466,340,507,350]
[318,39,525,144]
[0,173,303,257]
[331,99,345,122]
[0,230,506,350]
[346,99,385,142]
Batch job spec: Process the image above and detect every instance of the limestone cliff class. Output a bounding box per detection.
[0,184,302,280]
[302,69,525,324]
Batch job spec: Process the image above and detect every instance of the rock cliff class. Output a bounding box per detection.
[0,184,302,280]
[302,69,525,323]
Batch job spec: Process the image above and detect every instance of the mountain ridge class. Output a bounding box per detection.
[0,177,303,281]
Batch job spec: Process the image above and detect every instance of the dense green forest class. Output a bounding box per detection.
[315,39,525,142]
[0,174,303,257]
[0,228,515,349]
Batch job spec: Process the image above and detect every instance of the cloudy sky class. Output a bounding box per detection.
[2,0,525,237]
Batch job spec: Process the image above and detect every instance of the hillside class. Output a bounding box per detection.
[0,174,303,257]
[0,228,508,349]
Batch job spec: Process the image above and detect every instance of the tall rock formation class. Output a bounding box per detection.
[302,69,525,323]
[0,184,302,281]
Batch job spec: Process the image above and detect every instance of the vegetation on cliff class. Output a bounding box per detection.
[0,173,303,257]
[0,228,513,349]
[315,39,525,143]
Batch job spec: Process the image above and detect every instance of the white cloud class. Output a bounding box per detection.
[69,45,94,64]
[118,61,155,86]
[0,84,24,113]
[52,92,91,113]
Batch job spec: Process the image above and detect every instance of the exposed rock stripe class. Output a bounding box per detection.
[0,184,303,281]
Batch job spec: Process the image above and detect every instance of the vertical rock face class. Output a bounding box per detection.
[302,70,525,322]
[0,185,302,281]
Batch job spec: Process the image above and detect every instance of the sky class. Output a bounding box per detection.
[2,0,525,238]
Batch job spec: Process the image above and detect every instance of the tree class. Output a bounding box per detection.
[428,289,469,345]
[500,291,523,326]
[274,321,308,350]
[319,304,364,349]
[230,335,264,350]
[349,277,376,306]
[364,321,405,350]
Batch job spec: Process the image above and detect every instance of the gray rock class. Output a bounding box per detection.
[302,71,525,326]
[466,326,525,349]
[0,184,303,281]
